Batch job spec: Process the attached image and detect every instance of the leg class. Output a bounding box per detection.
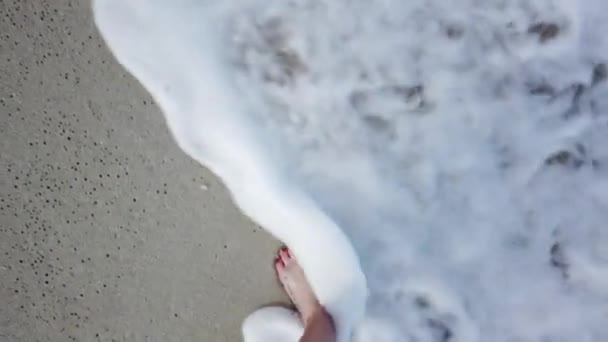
[299,308,336,342]
[275,247,336,342]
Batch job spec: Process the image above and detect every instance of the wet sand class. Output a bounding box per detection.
[0,1,284,340]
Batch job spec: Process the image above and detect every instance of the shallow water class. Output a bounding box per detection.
[95,0,608,341]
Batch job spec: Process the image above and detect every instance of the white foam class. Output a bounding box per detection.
[94,0,608,341]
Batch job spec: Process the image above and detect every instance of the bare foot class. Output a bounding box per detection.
[275,246,322,324]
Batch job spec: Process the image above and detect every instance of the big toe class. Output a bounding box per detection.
[274,254,285,274]
[278,246,292,265]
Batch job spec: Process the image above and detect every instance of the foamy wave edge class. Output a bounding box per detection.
[92,1,368,341]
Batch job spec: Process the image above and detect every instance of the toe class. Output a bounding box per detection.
[274,256,285,273]
[278,246,291,264]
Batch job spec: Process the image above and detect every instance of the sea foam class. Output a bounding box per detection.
[95,0,608,341]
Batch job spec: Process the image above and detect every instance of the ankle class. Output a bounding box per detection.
[304,305,334,329]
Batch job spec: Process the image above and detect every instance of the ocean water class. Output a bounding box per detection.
[94,0,608,341]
